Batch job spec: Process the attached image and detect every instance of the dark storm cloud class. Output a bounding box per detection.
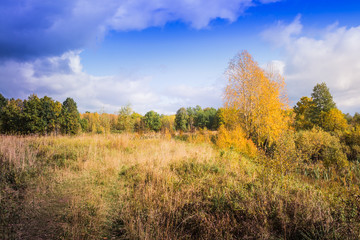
[0,0,279,60]
[0,0,117,60]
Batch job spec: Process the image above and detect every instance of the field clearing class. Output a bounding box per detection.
[1,134,360,239]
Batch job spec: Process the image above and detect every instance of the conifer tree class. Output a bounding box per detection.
[310,82,336,125]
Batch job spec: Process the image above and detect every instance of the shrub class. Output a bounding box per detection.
[272,131,299,173]
[216,125,258,158]
[295,128,348,169]
[344,127,360,162]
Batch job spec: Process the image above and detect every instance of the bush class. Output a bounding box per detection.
[295,128,348,169]
[271,131,299,173]
[344,127,360,162]
[216,125,258,158]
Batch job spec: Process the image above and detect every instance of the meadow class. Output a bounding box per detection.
[1,133,359,239]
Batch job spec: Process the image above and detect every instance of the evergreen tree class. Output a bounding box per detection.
[310,82,336,124]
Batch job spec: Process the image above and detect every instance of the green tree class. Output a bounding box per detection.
[39,96,62,134]
[61,97,80,135]
[0,93,6,109]
[187,107,198,131]
[347,112,360,126]
[0,98,24,134]
[203,107,217,130]
[293,96,315,130]
[175,107,189,132]
[310,82,336,125]
[22,94,42,134]
[143,110,161,132]
[0,93,8,130]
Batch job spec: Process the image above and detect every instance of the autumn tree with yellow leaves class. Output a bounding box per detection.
[224,50,289,148]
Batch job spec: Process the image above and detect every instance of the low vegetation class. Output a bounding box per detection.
[1,133,359,239]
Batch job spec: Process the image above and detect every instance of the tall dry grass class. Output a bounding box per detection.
[0,133,359,239]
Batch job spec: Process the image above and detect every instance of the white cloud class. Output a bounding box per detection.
[0,51,221,114]
[108,0,255,30]
[263,16,360,113]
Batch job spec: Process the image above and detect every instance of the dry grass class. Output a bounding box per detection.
[1,133,359,239]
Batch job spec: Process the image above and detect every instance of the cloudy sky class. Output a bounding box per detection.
[1,0,360,114]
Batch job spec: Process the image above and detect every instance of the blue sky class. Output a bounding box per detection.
[1,0,360,114]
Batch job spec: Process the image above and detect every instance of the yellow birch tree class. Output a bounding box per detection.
[224,50,289,147]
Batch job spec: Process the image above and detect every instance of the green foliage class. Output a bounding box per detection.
[294,96,314,130]
[20,95,62,135]
[0,93,6,132]
[195,107,217,130]
[175,106,219,132]
[346,112,360,127]
[143,110,161,132]
[80,118,89,132]
[175,107,189,132]
[61,97,80,135]
[0,98,24,134]
[310,82,336,125]
[186,106,198,131]
[0,93,6,111]
[22,94,42,134]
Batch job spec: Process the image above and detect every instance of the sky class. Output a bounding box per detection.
[1,0,360,114]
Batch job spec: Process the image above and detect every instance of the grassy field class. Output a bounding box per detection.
[1,133,360,239]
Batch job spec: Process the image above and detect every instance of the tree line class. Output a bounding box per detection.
[0,94,223,135]
[0,94,80,135]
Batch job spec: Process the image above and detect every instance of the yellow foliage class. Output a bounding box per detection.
[224,50,290,147]
[216,125,258,158]
[321,108,348,132]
